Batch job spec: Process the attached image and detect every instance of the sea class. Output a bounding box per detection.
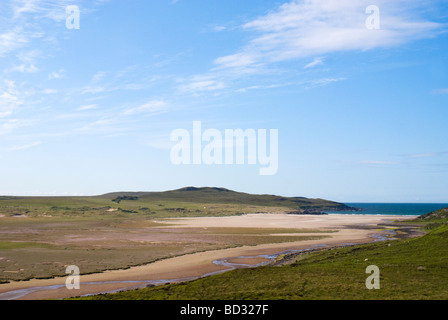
[325,203,448,216]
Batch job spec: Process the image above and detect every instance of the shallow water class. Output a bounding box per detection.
[0,229,396,300]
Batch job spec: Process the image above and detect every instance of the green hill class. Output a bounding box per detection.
[417,207,448,221]
[99,187,357,212]
[0,187,358,218]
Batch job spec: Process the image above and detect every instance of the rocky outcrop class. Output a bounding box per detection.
[287,209,328,215]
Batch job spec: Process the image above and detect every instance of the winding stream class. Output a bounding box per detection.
[0,229,396,300]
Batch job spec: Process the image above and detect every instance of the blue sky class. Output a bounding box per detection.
[0,0,447,202]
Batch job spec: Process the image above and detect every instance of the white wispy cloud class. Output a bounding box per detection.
[1,1,79,59]
[76,117,119,135]
[48,69,65,80]
[7,63,39,73]
[1,0,108,73]
[406,152,448,158]
[214,0,444,70]
[0,80,23,118]
[6,50,42,73]
[180,0,443,97]
[11,0,82,21]
[92,71,107,83]
[213,25,228,32]
[306,77,347,88]
[358,160,400,165]
[76,104,98,111]
[9,141,41,151]
[123,101,167,116]
[0,119,29,135]
[410,153,438,158]
[81,86,106,95]
[179,76,226,94]
[0,29,29,58]
[432,88,448,94]
[235,83,288,93]
[0,1,107,126]
[304,57,324,69]
[214,53,258,69]
[40,88,57,94]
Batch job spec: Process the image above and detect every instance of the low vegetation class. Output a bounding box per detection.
[0,217,330,283]
[79,208,448,300]
[0,187,356,219]
[0,188,356,283]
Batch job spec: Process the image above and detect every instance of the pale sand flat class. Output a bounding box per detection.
[0,214,413,300]
[157,213,407,229]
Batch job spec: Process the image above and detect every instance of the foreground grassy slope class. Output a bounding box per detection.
[83,209,448,300]
[0,187,356,218]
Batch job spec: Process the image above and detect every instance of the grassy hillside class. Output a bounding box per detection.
[0,187,357,218]
[81,209,448,300]
[100,187,356,210]
[418,207,448,219]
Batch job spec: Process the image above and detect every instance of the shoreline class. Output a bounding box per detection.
[0,214,414,300]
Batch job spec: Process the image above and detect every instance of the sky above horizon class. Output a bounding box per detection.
[0,0,447,203]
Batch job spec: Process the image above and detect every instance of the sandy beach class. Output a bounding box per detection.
[0,213,413,300]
